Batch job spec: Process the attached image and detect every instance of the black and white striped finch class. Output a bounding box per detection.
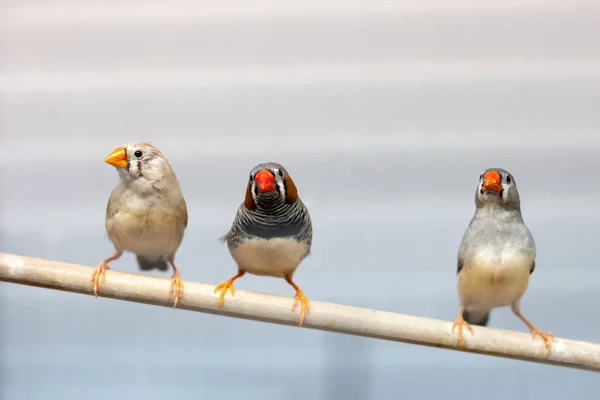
[215,162,313,327]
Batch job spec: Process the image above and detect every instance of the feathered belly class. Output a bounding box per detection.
[458,251,532,310]
[106,210,183,256]
[229,237,309,278]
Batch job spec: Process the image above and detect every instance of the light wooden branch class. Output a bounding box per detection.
[1,252,599,372]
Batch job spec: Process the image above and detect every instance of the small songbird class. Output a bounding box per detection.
[91,142,188,308]
[216,162,313,326]
[452,168,553,349]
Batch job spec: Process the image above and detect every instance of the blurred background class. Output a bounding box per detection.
[1,0,600,398]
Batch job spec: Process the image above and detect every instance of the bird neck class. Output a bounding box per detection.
[253,193,289,215]
[475,203,522,221]
[120,174,180,201]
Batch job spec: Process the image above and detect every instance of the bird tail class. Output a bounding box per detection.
[136,255,169,272]
[463,309,490,327]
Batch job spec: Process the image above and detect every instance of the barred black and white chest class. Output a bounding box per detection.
[226,194,313,251]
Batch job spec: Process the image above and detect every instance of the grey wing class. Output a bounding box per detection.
[219,203,244,247]
[456,221,474,275]
[456,233,471,275]
[294,198,313,248]
[517,224,536,275]
[456,231,471,275]
[527,233,536,275]
[296,201,312,260]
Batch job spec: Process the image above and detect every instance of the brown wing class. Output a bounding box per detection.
[178,197,188,230]
[104,188,124,248]
[105,187,122,221]
[457,256,464,275]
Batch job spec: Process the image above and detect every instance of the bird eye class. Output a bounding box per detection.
[249,173,254,182]
[277,170,284,177]
[134,150,143,158]
[506,175,512,184]
[479,174,483,180]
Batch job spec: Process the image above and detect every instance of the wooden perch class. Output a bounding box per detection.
[1,252,599,372]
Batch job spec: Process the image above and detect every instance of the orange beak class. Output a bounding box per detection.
[482,170,502,193]
[104,147,128,168]
[254,169,276,193]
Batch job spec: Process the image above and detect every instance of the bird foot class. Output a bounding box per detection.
[292,290,310,327]
[530,328,554,350]
[451,313,473,349]
[169,271,184,309]
[90,263,110,298]
[214,278,236,309]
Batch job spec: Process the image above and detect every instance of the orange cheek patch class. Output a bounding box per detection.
[284,175,298,203]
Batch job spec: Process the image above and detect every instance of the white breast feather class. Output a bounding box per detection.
[107,195,181,257]
[230,237,308,278]
[458,248,533,310]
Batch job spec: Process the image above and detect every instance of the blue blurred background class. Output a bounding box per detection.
[1,0,599,398]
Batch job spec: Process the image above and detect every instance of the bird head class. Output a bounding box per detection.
[244,162,299,210]
[104,142,177,192]
[475,168,521,210]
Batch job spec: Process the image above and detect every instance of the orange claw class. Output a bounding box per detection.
[169,270,184,309]
[292,289,310,327]
[166,257,185,309]
[286,277,310,327]
[451,307,473,349]
[514,311,554,350]
[530,328,554,350]
[91,252,122,299]
[214,272,245,309]
[90,262,110,298]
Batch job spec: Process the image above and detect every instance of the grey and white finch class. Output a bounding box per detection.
[91,142,188,308]
[216,162,313,326]
[452,168,553,349]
